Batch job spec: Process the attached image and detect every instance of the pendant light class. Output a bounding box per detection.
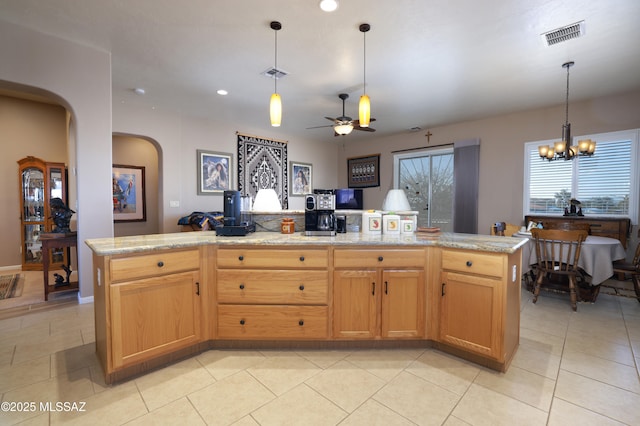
[270,21,282,127]
[358,23,371,127]
[538,61,596,161]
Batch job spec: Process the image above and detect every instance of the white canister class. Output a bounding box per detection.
[400,219,414,234]
[362,211,382,234]
[383,214,400,234]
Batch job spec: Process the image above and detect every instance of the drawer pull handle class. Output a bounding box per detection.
[385,281,388,294]
[157,261,164,267]
[195,282,200,295]
[372,282,375,295]
[378,256,384,262]
[442,282,446,296]
[299,256,305,262]
[466,261,473,267]
[298,320,304,326]
[240,319,245,325]
[239,284,245,290]
[238,255,244,261]
[299,284,305,291]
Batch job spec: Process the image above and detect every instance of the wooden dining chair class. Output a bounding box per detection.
[531,228,588,311]
[611,241,640,302]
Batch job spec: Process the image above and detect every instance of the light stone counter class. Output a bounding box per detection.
[85,231,527,256]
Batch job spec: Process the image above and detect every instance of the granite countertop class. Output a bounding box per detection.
[85,231,527,256]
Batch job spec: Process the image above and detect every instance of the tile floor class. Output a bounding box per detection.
[0,282,639,425]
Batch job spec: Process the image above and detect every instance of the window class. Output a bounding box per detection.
[523,129,639,223]
[393,146,454,230]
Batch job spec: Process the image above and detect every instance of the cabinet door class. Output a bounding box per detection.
[381,269,425,338]
[440,271,500,359]
[110,271,202,368]
[333,270,378,338]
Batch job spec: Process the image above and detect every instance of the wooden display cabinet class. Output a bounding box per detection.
[333,248,426,339]
[17,156,67,270]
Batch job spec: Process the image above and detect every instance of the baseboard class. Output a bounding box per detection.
[78,294,94,304]
[0,265,22,272]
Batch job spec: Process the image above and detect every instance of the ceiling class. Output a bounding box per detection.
[1,0,639,144]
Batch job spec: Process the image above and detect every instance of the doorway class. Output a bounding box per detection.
[393,147,454,231]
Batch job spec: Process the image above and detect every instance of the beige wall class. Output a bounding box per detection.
[338,90,640,238]
[0,96,68,267]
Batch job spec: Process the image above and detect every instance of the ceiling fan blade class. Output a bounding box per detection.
[306,124,334,129]
[352,117,376,126]
[325,116,337,122]
[354,126,376,132]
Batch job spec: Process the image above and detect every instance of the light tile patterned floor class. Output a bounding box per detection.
[0,286,639,425]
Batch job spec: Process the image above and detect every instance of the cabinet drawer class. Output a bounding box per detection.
[334,249,425,268]
[217,305,328,339]
[110,249,200,282]
[442,250,504,278]
[217,249,328,269]
[217,270,328,304]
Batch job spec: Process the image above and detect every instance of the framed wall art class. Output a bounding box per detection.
[197,150,233,194]
[290,161,312,196]
[237,133,288,208]
[347,154,380,188]
[112,164,146,222]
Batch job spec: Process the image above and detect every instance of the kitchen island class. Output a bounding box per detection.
[86,231,526,383]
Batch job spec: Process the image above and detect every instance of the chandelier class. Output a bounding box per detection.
[538,61,596,161]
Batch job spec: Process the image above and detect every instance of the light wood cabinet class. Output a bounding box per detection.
[439,248,520,369]
[333,248,425,339]
[93,247,204,382]
[215,247,330,339]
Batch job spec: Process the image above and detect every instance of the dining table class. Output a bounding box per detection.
[515,231,627,286]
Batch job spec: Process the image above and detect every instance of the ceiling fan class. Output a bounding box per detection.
[307,93,376,136]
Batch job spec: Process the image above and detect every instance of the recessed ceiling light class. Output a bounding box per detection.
[133,88,145,95]
[217,89,228,96]
[319,0,338,12]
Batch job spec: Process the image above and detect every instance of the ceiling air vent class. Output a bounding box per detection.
[542,21,585,46]
[261,67,288,80]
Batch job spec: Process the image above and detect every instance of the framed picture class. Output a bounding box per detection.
[347,154,380,188]
[290,161,312,196]
[112,164,146,222]
[197,150,233,194]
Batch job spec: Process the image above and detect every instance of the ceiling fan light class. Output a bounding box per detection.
[270,93,282,127]
[334,123,353,135]
[359,94,370,127]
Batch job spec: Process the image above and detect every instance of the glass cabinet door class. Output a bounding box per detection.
[22,167,45,222]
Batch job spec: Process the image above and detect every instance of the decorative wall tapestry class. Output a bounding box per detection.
[237,133,288,209]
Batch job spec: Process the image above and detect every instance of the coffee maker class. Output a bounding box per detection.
[305,189,336,236]
[216,190,255,236]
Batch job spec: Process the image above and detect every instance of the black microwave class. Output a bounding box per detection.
[335,188,363,210]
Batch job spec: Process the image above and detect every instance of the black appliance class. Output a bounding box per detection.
[216,190,255,236]
[305,189,336,236]
[335,188,363,210]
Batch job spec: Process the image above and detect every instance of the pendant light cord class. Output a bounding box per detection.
[363,29,366,95]
[564,64,570,126]
[274,28,278,94]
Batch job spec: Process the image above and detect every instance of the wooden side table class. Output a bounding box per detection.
[40,232,79,301]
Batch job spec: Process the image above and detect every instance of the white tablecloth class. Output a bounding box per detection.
[516,232,627,285]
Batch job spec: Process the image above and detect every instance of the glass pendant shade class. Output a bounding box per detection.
[270,93,281,127]
[359,94,370,127]
[334,124,353,135]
